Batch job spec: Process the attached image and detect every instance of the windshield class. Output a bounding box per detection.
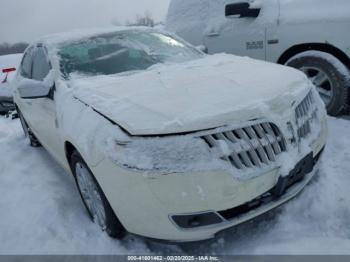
[58,30,204,78]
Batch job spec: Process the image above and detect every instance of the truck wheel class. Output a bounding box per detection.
[70,150,126,239]
[286,51,349,116]
[18,110,41,147]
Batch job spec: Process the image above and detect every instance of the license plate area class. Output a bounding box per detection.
[272,153,314,197]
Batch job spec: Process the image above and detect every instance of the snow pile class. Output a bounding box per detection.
[0,115,349,254]
[0,116,161,255]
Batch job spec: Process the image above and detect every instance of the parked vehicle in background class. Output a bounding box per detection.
[166,0,350,116]
[0,54,23,114]
[13,27,327,242]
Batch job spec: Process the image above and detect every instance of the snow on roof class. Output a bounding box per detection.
[36,26,156,47]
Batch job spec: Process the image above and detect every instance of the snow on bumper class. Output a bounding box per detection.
[91,127,326,242]
[90,88,328,242]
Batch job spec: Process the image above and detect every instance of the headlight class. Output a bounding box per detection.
[105,127,228,173]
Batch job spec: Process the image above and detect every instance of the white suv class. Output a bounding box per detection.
[13,28,327,242]
[166,0,350,116]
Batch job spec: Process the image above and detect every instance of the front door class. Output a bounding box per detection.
[204,0,279,61]
[29,47,63,164]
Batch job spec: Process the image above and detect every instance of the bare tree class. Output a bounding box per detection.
[126,11,155,27]
[0,42,28,56]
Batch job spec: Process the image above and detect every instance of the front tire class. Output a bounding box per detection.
[286,51,349,116]
[70,151,126,239]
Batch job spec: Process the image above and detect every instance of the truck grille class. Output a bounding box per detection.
[295,91,317,139]
[201,122,286,170]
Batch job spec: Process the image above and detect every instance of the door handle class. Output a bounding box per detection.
[24,101,32,106]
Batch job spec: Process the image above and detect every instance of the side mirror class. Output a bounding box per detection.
[18,79,53,99]
[225,2,261,18]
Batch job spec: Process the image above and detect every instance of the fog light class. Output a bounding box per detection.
[171,212,224,229]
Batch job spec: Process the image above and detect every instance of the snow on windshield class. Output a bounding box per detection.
[58,30,203,78]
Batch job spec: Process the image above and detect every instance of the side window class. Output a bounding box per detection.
[20,48,33,79]
[32,48,51,81]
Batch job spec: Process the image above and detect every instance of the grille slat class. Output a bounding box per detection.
[204,135,217,147]
[252,125,272,164]
[243,127,263,167]
[295,91,318,139]
[238,128,264,167]
[229,154,244,169]
[200,122,286,171]
[224,131,237,143]
[262,123,282,155]
[259,124,277,161]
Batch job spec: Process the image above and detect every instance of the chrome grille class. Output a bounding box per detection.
[201,122,287,170]
[295,91,317,139]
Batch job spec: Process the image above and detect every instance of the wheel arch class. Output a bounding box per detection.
[277,43,350,69]
[64,140,126,236]
[65,141,78,172]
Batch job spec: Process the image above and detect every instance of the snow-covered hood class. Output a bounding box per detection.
[72,54,309,135]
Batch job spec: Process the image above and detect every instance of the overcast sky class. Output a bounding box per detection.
[0,0,171,43]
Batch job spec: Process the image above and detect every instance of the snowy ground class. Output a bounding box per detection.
[0,115,349,255]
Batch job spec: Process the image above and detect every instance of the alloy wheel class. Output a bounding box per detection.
[300,66,333,106]
[75,162,107,231]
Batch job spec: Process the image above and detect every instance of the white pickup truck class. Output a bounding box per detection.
[166,0,350,116]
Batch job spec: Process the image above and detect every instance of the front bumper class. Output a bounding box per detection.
[91,133,326,242]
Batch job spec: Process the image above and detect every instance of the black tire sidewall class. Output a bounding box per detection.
[17,109,41,147]
[70,151,126,239]
[18,110,29,138]
[287,54,349,116]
